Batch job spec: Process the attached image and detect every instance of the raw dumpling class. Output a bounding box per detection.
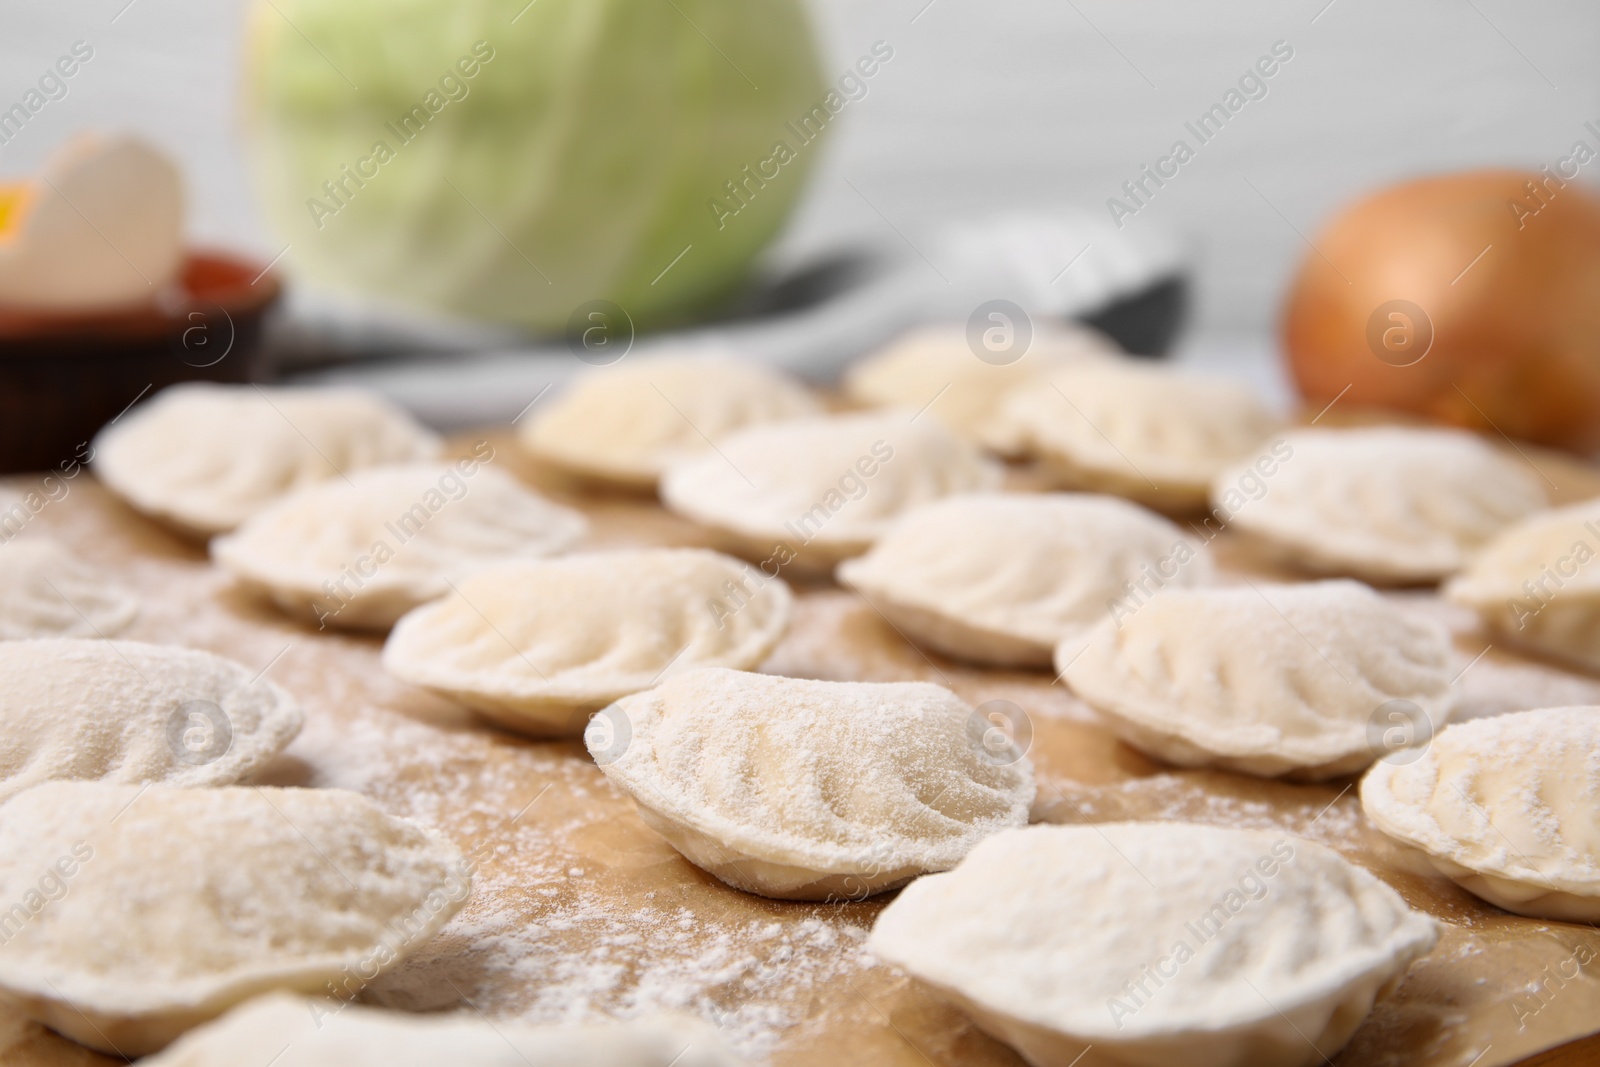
[867,823,1437,1067]
[212,461,587,631]
[383,550,791,736]
[0,639,302,802]
[988,360,1277,511]
[141,994,745,1067]
[837,493,1212,667]
[588,668,1035,900]
[519,352,821,489]
[842,321,1117,443]
[1362,706,1600,920]
[1214,426,1547,584]
[93,383,440,535]
[0,539,138,639]
[1444,499,1600,670]
[1059,581,1456,779]
[0,782,468,1056]
[660,410,1002,569]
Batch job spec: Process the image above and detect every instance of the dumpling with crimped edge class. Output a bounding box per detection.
[837,492,1212,668]
[0,782,469,1057]
[842,320,1118,444]
[1059,581,1456,779]
[518,351,822,489]
[0,639,302,803]
[1214,426,1547,585]
[986,359,1278,512]
[587,668,1035,900]
[867,823,1438,1067]
[1362,706,1600,921]
[0,538,138,639]
[382,549,791,736]
[139,993,747,1067]
[1443,498,1600,671]
[211,461,587,631]
[92,383,440,536]
[660,410,1002,570]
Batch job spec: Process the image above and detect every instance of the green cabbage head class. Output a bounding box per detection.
[245,0,828,331]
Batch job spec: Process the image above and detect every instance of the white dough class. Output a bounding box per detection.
[383,550,791,736]
[1444,498,1600,670]
[0,539,138,640]
[1214,426,1547,584]
[0,782,468,1056]
[660,410,1002,569]
[868,823,1437,1067]
[838,493,1212,667]
[589,668,1035,900]
[1362,705,1600,920]
[989,359,1277,511]
[842,321,1117,443]
[93,383,440,536]
[212,461,587,630]
[0,638,302,803]
[1060,581,1457,779]
[140,993,745,1066]
[519,352,821,489]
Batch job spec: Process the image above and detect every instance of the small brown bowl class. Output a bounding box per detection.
[0,250,285,475]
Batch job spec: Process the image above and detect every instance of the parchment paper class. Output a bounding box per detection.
[3,424,1600,1067]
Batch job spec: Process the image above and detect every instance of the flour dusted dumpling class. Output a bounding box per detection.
[590,668,1035,900]
[660,411,1002,569]
[93,383,440,535]
[519,352,821,489]
[0,782,468,1056]
[1215,426,1547,584]
[0,639,302,802]
[1444,499,1600,670]
[383,550,791,736]
[1362,706,1600,920]
[989,360,1277,511]
[1060,581,1456,779]
[212,461,587,631]
[868,823,1437,1067]
[837,493,1211,667]
[843,321,1117,444]
[0,539,138,639]
[141,993,745,1067]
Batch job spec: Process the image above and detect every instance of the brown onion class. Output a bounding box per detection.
[1284,170,1600,453]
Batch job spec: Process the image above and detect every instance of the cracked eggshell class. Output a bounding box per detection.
[0,134,184,311]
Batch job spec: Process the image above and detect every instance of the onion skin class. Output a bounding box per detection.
[1284,170,1600,454]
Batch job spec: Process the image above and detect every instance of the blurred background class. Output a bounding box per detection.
[3,0,1599,435]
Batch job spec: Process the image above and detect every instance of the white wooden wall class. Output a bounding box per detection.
[3,0,1597,335]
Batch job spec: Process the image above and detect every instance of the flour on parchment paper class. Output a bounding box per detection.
[1389,591,1600,721]
[245,654,878,1062]
[321,708,878,1059]
[375,903,870,1059]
